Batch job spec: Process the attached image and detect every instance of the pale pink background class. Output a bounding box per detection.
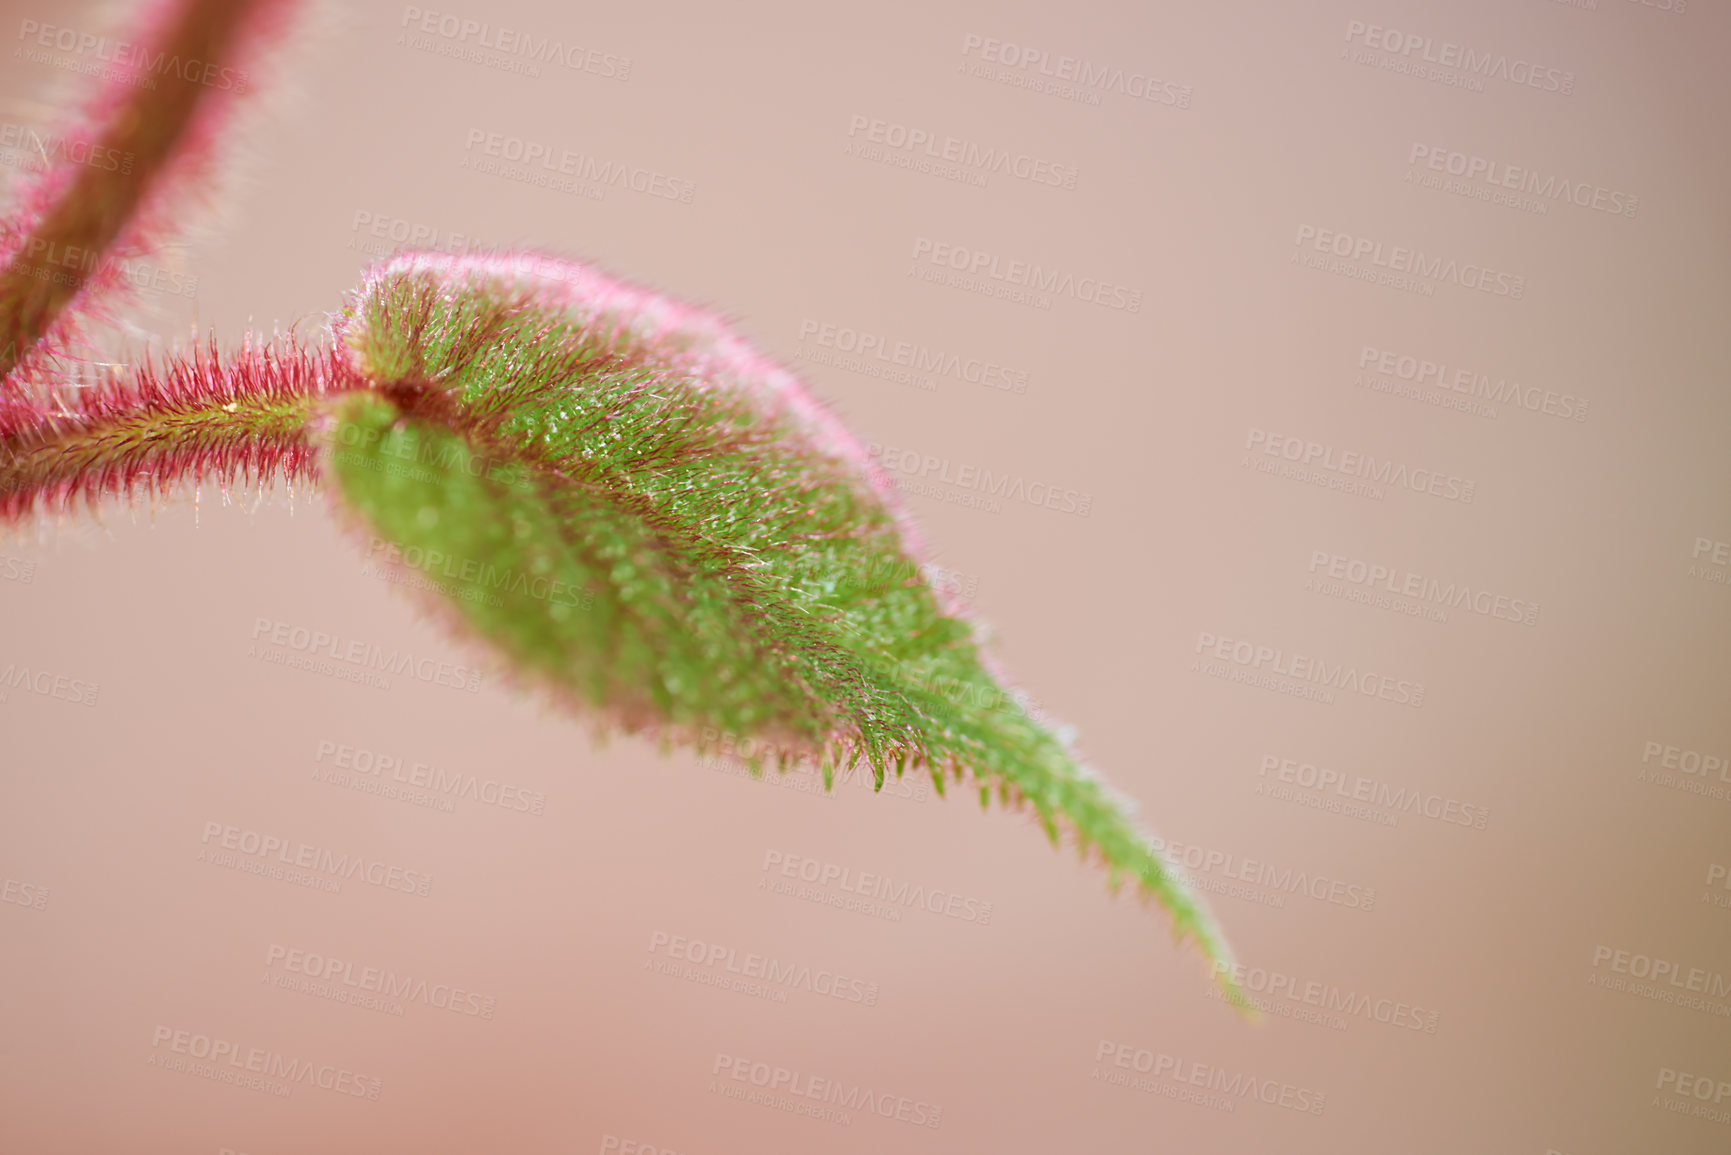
[2,1,1728,1152]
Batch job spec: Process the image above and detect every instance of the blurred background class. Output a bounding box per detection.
[1,0,1727,1151]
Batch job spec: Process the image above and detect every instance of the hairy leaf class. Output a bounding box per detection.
[326,253,1251,1010]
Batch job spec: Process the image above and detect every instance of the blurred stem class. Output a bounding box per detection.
[0,0,269,381]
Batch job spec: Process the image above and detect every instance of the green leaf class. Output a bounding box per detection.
[323,253,1250,1013]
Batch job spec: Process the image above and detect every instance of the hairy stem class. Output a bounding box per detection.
[0,338,361,520]
[0,0,286,381]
